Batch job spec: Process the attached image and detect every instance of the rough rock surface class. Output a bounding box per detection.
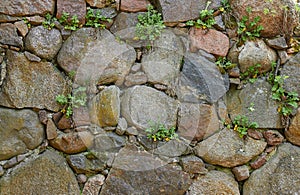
[0,108,44,161]
[0,0,55,16]
[177,52,228,103]
[238,40,277,73]
[100,145,192,195]
[0,23,23,48]
[86,0,114,8]
[82,174,105,195]
[120,0,150,12]
[189,28,229,56]
[187,170,240,195]
[56,0,86,24]
[25,26,62,60]
[285,107,300,146]
[230,0,298,37]
[226,79,282,129]
[0,50,69,111]
[243,143,300,195]
[0,150,80,195]
[194,128,267,167]
[121,85,179,130]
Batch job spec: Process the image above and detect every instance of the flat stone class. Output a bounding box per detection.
[73,106,91,127]
[232,165,250,181]
[0,23,23,48]
[120,0,150,12]
[86,0,114,8]
[56,0,86,25]
[56,115,73,130]
[24,51,41,62]
[0,108,44,161]
[14,20,28,37]
[194,128,267,168]
[189,28,229,56]
[0,150,80,195]
[263,130,284,146]
[244,143,300,194]
[126,127,139,135]
[0,50,69,112]
[116,117,127,135]
[121,85,179,130]
[0,15,22,23]
[187,170,240,195]
[124,72,148,87]
[0,0,55,16]
[247,129,263,140]
[46,119,58,140]
[25,26,62,60]
[180,155,207,174]
[82,174,105,195]
[285,107,300,146]
[250,154,267,169]
[265,37,288,49]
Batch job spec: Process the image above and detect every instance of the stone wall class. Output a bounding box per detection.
[0,0,300,194]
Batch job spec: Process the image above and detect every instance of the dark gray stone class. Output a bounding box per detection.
[265,37,288,49]
[281,52,300,95]
[0,23,23,48]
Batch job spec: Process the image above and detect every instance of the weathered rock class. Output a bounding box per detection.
[0,166,4,177]
[142,29,184,87]
[66,153,106,174]
[126,127,139,135]
[124,72,148,87]
[177,52,228,103]
[90,86,120,127]
[25,26,62,60]
[49,131,94,154]
[230,0,298,38]
[0,108,44,161]
[0,23,23,48]
[100,144,192,195]
[180,155,207,174]
[278,50,289,64]
[232,165,249,181]
[226,79,282,128]
[0,15,23,23]
[0,0,55,16]
[194,128,267,167]
[86,0,114,8]
[187,170,240,195]
[0,50,69,111]
[58,28,135,86]
[14,20,28,37]
[24,51,41,62]
[263,130,284,146]
[82,174,105,195]
[46,119,58,140]
[116,118,128,135]
[244,143,300,194]
[285,107,300,146]
[3,154,26,169]
[97,7,118,19]
[281,51,300,95]
[250,154,267,169]
[0,150,80,195]
[120,0,150,12]
[238,39,277,73]
[265,36,288,49]
[152,0,221,24]
[77,174,87,184]
[247,129,263,140]
[56,0,86,24]
[121,85,179,130]
[189,28,229,56]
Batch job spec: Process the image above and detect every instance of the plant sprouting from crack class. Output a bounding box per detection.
[215,57,236,74]
[85,7,112,29]
[146,121,178,142]
[42,13,57,30]
[231,115,259,138]
[240,63,261,84]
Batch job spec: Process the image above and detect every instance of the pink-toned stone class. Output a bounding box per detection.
[49,131,93,154]
[285,107,300,146]
[247,129,263,140]
[38,110,48,125]
[189,28,229,56]
[46,119,58,140]
[250,154,267,169]
[25,16,45,25]
[86,0,113,8]
[14,20,28,37]
[57,115,73,130]
[56,0,86,25]
[263,130,284,146]
[265,146,276,153]
[73,106,91,127]
[232,165,250,181]
[120,0,150,12]
[82,174,105,195]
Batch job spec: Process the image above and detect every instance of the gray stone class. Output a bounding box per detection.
[82,174,105,195]
[100,144,192,195]
[194,128,267,168]
[116,117,128,135]
[14,20,28,37]
[177,52,228,103]
[24,51,41,62]
[285,107,300,146]
[126,127,139,135]
[121,85,179,130]
[25,26,62,60]
[0,0,55,16]
[281,52,300,95]
[124,72,148,87]
[142,29,184,87]
[0,15,22,23]
[97,7,118,19]
[226,79,282,129]
[265,37,288,49]
[0,23,23,48]
[0,108,44,161]
[180,155,208,174]
[0,166,4,177]
[90,86,120,127]
[187,170,240,195]
[0,150,80,195]
[86,0,114,8]
[243,143,300,195]
[0,50,69,112]
[58,28,135,86]
[278,50,289,64]
[232,165,249,181]
[238,40,277,73]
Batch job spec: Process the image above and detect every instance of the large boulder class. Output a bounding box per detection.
[0,50,69,112]
[194,128,267,167]
[0,108,44,161]
[229,0,298,38]
[25,26,62,60]
[285,107,300,146]
[243,143,300,194]
[0,23,23,48]
[0,150,80,195]
[121,85,179,130]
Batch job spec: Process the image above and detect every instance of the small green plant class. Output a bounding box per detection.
[232,115,259,138]
[271,75,299,116]
[135,5,166,42]
[42,13,57,30]
[248,102,255,112]
[240,64,261,83]
[57,12,80,31]
[237,7,264,42]
[145,121,178,142]
[85,8,112,29]
[23,18,31,28]
[56,87,87,118]
[215,57,236,74]
[219,0,232,12]
[186,1,216,29]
